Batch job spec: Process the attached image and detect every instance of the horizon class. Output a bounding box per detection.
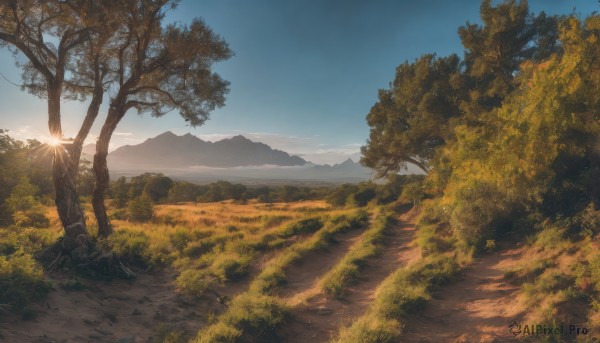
[84,130,363,166]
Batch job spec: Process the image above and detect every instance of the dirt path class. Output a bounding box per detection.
[0,268,207,343]
[401,245,525,343]
[281,214,420,343]
[277,227,367,300]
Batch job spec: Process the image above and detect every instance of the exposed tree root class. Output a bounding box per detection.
[37,223,136,280]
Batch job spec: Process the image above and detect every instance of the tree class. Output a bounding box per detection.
[91,0,232,237]
[128,194,154,222]
[143,176,173,203]
[361,0,559,178]
[360,54,463,176]
[0,1,119,239]
[110,177,130,208]
[458,0,559,115]
[167,182,199,203]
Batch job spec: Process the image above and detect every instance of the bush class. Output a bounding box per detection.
[278,217,323,238]
[0,253,51,312]
[198,293,288,342]
[12,208,49,228]
[108,230,150,265]
[212,255,250,281]
[399,181,425,205]
[176,269,215,298]
[579,203,600,237]
[128,195,154,222]
[450,181,512,249]
[351,186,377,207]
[170,229,193,252]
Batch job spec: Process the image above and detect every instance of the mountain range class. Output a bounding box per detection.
[107,131,306,168]
[79,132,380,184]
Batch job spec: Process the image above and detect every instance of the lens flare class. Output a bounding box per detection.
[48,136,62,146]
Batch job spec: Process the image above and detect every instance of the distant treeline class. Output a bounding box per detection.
[108,172,425,208]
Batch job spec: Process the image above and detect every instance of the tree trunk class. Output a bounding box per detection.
[48,89,88,239]
[93,108,123,238]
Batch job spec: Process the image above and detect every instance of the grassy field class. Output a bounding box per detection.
[2,198,598,343]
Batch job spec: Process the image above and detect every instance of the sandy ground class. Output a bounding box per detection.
[400,245,525,343]
[0,268,211,343]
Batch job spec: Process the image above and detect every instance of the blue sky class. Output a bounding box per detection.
[0,0,597,164]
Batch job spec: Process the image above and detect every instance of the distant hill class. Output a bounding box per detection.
[108,131,307,169]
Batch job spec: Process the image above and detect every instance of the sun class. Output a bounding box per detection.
[48,136,63,147]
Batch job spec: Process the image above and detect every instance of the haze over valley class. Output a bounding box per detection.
[81,131,420,184]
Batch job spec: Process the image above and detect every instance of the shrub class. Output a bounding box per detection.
[212,255,250,281]
[176,269,215,298]
[170,229,193,252]
[108,230,150,265]
[278,217,323,238]
[12,208,49,228]
[153,324,190,343]
[0,253,51,312]
[351,186,377,207]
[128,194,154,222]
[399,181,425,205]
[335,317,401,343]
[450,180,511,249]
[579,203,600,237]
[198,293,288,342]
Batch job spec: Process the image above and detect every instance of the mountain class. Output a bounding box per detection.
[108,132,307,169]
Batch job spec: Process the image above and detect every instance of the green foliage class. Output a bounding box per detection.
[128,194,154,222]
[0,227,56,256]
[578,203,600,237]
[153,324,190,343]
[277,217,323,237]
[107,229,150,265]
[12,208,50,228]
[326,176,427,208]
[449,180,512,249]
[197,293,288,343]
[336,255,458,343]
[0,252,51,312]
[357,1,600,252]
[167,182,199,203]
[176,269,215,298]
[6,176,38,212]
[361,53,463,176]
[212,255,250,282]
[326,184,359,207]
[350,185,377,207]
[144,176,174,203]
[110,177,130,208]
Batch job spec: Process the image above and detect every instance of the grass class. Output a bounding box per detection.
[101,200,347,298]
[334,254,459,343]
[198,293,289,343]
[250,210,369,294]
[0,199,347,316]
[197,210,369,342]
[0,252,51,313]
[320,210,393,297]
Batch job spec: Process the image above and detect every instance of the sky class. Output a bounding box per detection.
[0,0,598,164]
